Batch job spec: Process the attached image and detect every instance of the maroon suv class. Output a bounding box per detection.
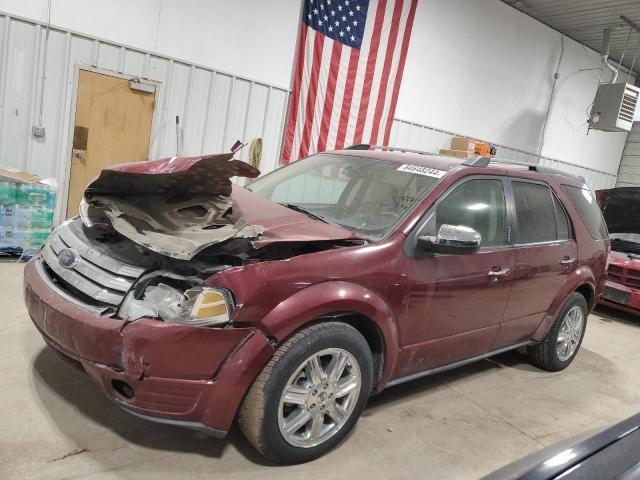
[24,147,609,463]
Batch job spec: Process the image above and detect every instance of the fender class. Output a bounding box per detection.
[532,265,596,342]
[258,280,399,386]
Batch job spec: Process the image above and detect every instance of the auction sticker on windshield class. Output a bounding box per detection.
[397,164,447,178]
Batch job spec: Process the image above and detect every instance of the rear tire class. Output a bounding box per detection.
[238,322,373,464]
[527,292,588,371]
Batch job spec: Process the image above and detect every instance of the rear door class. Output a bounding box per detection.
[496,179,577,348]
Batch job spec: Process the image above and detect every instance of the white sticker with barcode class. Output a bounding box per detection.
[397,164,446,178]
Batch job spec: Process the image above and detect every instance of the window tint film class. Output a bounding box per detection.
[513,182,560,243]
[560,185,608,240]
[435,179,507,247]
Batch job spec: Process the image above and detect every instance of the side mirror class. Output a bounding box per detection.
[418,224,481,255]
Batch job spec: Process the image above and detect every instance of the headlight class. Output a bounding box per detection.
[119,282,234,327]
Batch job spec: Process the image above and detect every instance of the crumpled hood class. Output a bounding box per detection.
[228,186,363,248]
[82,153,362,259]
[596,187,640,234]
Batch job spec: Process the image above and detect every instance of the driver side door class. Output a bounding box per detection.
[396,177,516,377]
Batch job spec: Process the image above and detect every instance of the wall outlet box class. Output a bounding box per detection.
[32,126,46,137]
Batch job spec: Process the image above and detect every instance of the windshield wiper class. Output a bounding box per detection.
[279,203,330,224]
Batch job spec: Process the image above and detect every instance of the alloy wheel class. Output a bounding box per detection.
[556,305,585,362]
[277,348,362,448]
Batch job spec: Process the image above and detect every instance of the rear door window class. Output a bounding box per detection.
[560,185,608,240]
[512,181,569,243]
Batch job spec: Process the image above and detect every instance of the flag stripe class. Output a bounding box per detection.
[361,0,399,144]
[309,36,337,154]
[298,32,326,158]
[352,0,387,144]
[291,28,316,163]
[383,0,417,146]
[372,11,410,143]
[369,0,403,145]
[325,43,351,150]
[281,24,308,163]
[334,48,360,149]
[317,41,343,152]
[376,1,410,145]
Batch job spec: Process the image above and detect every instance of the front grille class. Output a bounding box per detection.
[608,263,640,290]
[41,223,146,311]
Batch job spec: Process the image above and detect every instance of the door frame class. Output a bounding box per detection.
[59,65,161,222]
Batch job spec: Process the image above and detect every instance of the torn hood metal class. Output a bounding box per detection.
[82,153,362,260]
[596,187,640,234]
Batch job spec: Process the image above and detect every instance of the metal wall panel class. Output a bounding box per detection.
[0,12,290,221]
[1,10,618,224]
[390,119,618,190]
[617,123,640,187]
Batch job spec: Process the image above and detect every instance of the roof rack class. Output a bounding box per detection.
[345,144,434,155]
[462,156,585,183]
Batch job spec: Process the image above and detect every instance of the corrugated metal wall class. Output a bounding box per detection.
[0,11,620,224]
[617,123,640,187]
[389,119,618,190]
[0,12,289,220]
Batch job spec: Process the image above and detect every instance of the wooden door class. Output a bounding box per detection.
[66,70,155,218]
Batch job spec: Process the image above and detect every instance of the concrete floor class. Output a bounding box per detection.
[2,261,640,480]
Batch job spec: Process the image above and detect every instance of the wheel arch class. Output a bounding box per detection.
[532,273,596,342]
[257,281,398,389]
[575,282,595,310]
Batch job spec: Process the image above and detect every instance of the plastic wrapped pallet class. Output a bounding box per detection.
[0,168,56,256]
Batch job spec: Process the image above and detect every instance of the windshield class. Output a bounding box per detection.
[247,154,443,239]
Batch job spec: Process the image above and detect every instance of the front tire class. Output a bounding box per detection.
[238,322,373,464]
[527,292,588,371]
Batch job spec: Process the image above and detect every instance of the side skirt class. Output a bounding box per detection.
[385,341,534,388]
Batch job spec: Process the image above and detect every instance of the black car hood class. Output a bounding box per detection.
[596,187,640,234]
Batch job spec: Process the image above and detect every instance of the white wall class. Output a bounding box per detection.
[0,0,631,181]
[0,12,289,222]
[0,0,301,89]
[397,0,630,176]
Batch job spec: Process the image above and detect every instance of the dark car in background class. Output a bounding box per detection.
[24,148,608,463]
[597,187,640,315]
[483,412,640,480]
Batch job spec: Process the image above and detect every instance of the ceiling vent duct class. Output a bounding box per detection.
[589,83,640,133]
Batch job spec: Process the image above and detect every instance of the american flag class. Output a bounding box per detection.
[281,0,418,163]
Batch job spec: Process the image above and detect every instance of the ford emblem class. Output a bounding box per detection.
[58,248,80,269]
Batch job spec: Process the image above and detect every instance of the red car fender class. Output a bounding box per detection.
[532,266,596,342]
[258,280,399,386]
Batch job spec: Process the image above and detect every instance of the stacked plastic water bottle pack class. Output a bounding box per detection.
[0,180,56,257]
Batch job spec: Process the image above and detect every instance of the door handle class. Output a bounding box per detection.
[559,257,576,265]
[488,268,511,278]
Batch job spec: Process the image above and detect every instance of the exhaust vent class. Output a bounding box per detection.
[590,83,640,133]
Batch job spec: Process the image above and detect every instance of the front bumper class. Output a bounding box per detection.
[599,279,640,316]
[24,257,274,434]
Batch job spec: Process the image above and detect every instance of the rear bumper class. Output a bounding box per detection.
[599,279,640,316]
[24,257,274,434]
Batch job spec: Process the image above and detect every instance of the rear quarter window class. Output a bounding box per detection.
[560,185,608,240]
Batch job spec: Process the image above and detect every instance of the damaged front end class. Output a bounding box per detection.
[71,151,363,324]
[80,153,264,260]
[118,269,235,326]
